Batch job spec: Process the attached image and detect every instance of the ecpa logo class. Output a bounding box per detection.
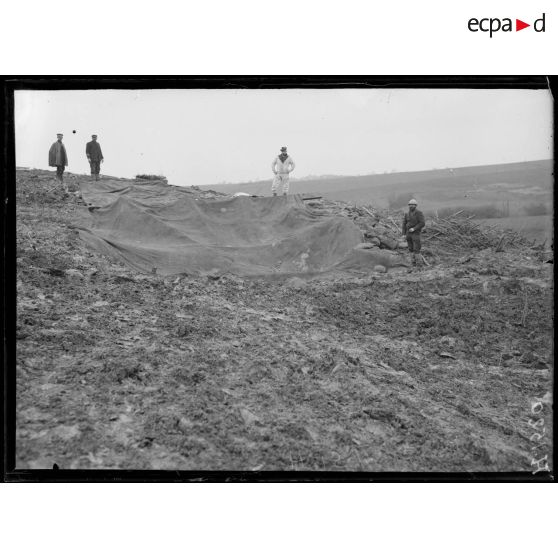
[468,13,546,37]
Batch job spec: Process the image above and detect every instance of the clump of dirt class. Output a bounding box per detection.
[135,174,167,181]
[15,169,553,472]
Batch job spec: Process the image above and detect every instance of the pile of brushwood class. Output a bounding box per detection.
[306,199,544,263]
[422,210,535,252]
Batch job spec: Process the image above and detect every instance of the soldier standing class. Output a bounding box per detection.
[402,198,426,267]
[48,133,68,183]
[86,134,104,180]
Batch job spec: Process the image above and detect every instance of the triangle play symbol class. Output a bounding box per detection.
[516,19,530,31]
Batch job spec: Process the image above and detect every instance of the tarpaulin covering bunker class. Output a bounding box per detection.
[77,179,399,277]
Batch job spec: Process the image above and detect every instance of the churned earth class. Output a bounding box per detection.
[14,169,553,472]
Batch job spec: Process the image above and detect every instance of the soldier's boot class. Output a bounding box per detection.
[406,253,415,273]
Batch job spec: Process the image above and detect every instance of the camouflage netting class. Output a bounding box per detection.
[76,179,404,277]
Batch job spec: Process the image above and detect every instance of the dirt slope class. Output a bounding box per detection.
[15,169,553,472]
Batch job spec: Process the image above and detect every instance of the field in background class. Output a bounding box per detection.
[209,159,553,243]
[210,158,553,208]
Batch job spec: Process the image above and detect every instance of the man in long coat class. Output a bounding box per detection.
[271,146,296,196]
[48,133,68,182]
[402,198,426,267]
[86,134,104,180]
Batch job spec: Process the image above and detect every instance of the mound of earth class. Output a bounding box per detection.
[13,169,553,473]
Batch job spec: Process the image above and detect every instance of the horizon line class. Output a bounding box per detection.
[193,157,553,188]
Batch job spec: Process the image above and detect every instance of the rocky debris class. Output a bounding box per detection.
[378,237,399,250]
[65,268,84,279]
[205,269,222,281]
[103,359,145,383]
[240,408,262,427]
[176,184,227,199]
[16,170,84,205]
[135,174,168,184]
[52,424,81,441]
[311,199,403,255]
[354,242,378,250]
[285,277,307,289]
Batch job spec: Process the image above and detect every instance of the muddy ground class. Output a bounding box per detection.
[14,169,553,472]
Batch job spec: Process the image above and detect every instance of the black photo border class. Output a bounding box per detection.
[1,75,555,482]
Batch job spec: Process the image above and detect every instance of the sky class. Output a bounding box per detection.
[15,88,553,187]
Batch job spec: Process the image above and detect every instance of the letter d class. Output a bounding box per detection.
[534,13,545,32]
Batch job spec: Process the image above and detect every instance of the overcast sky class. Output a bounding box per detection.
[15,88,553,186]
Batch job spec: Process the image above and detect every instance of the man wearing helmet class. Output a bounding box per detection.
[402,199,425,267]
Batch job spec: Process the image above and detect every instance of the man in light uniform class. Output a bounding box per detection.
[271,146,295,196]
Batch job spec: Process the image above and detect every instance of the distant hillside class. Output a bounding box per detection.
[206,159,553,210]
